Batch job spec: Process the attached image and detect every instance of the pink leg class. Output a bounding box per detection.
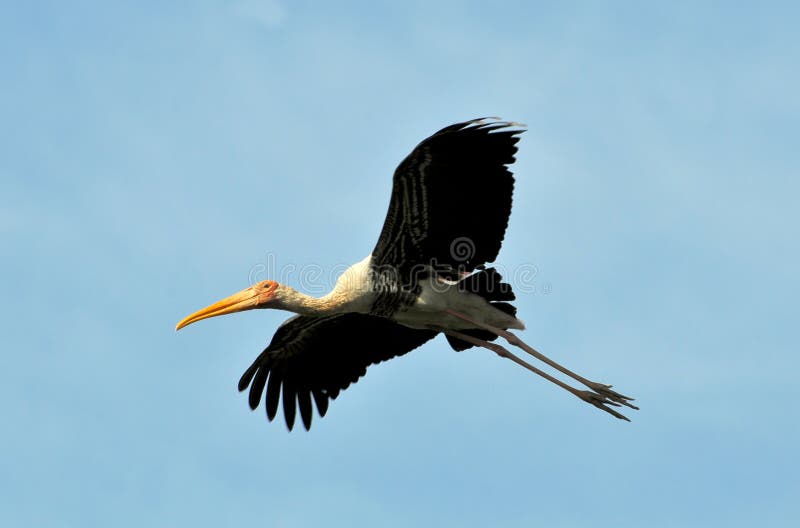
[445,330,632,421]
[444,308,638,410]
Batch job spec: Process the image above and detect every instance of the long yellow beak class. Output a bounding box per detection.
[176,286,262,331]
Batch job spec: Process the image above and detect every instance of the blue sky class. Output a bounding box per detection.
[2,1,798,526]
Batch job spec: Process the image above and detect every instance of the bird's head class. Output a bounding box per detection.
[176,280,280,331]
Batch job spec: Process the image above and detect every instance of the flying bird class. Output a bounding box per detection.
[176,118,638,430]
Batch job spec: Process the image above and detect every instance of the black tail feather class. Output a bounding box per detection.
[447,268,518,351]
[460,267,515,302]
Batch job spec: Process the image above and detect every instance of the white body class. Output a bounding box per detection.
[323,256,525,332]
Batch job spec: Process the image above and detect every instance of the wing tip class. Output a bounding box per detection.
[464,117,527,132]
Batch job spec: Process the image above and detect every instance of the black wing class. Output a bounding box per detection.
[238,313,438,431]
[372,118,524,280]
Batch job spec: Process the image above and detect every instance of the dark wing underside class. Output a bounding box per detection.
[238,313,437,431]
[371,118,524,281]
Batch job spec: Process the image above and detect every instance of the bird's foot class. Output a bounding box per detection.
[583,381,639,410]
[574,390,633,421]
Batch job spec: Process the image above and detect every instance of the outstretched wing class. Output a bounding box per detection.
[371,118,524,281]
[238,313,438,431]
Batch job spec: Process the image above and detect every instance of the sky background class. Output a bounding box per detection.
[2,1,799,526]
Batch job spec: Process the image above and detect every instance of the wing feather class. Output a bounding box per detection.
[282,378,297,431]
[372,118,524,280]
[266,367,282,421]
[239,313,437,430]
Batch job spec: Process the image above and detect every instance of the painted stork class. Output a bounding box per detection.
[176,118,637,430]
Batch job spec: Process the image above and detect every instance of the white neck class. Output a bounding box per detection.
[274,285,361,317]
[271,256,375,317]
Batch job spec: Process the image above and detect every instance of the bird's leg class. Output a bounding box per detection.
[443,309,638,410]
[444,330,631,421]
